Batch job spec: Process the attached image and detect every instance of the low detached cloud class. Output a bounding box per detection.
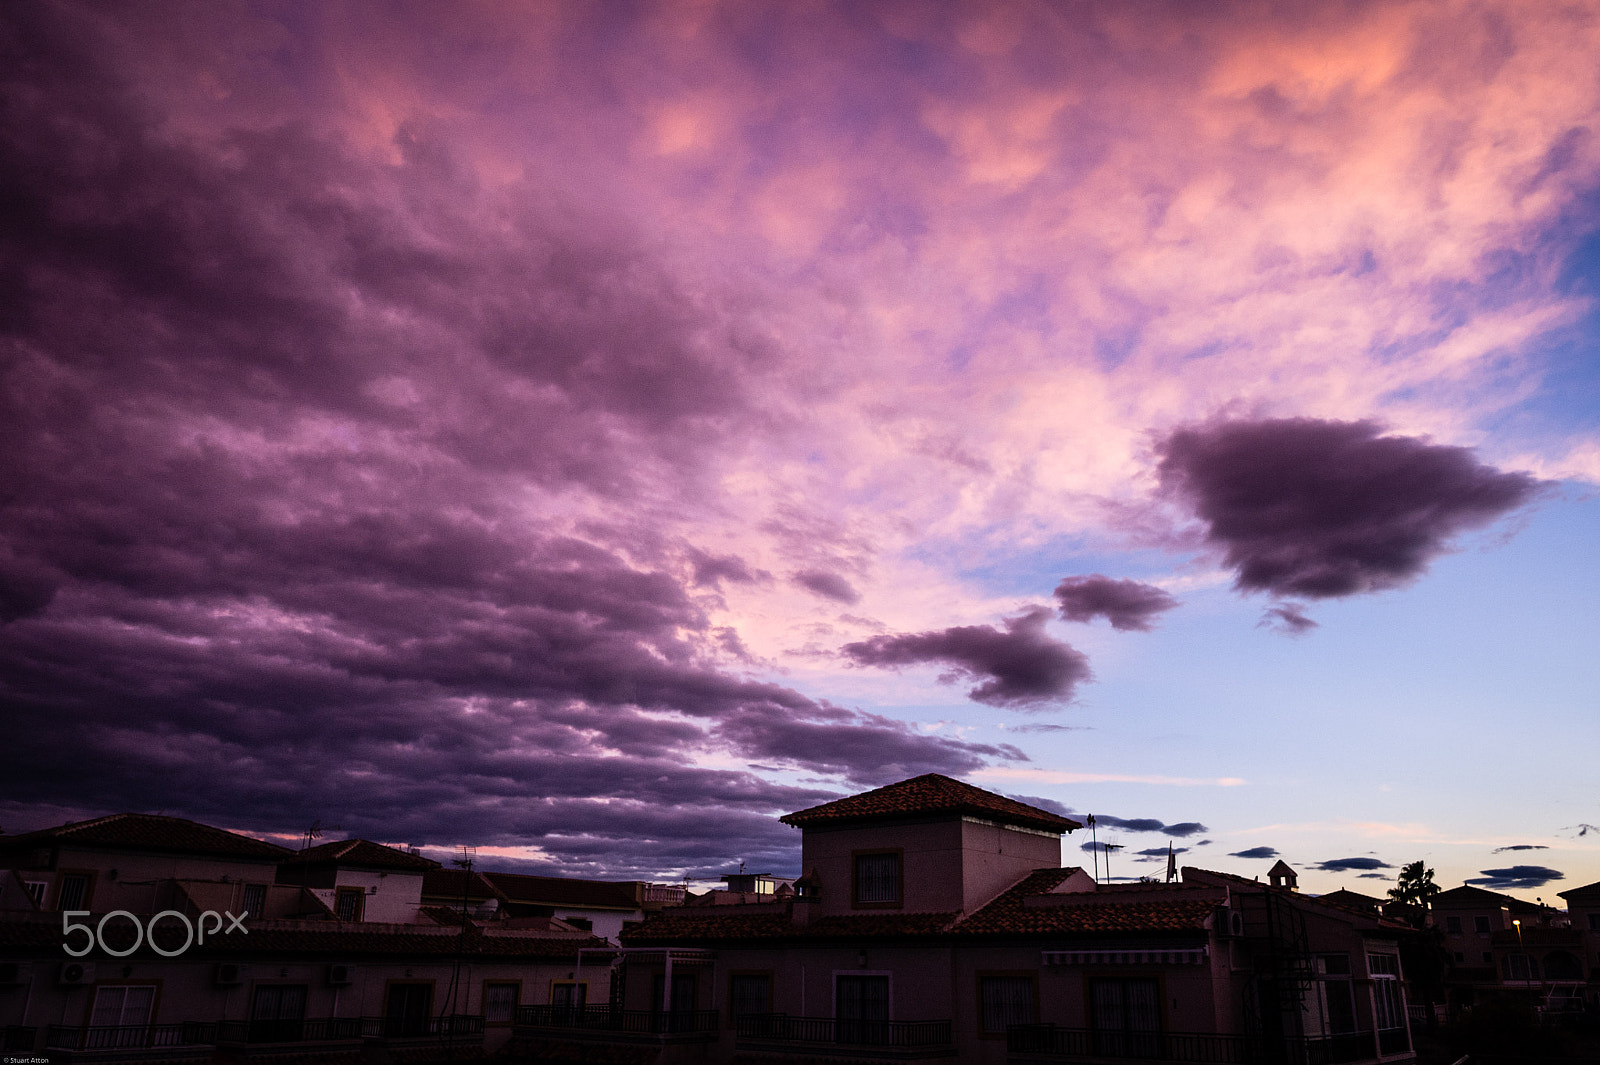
[1259,602,1319,636]
[1158,418,1542,600]
[1092,816,1209,838]
[1493,844,1550,853]
[1467,865,1565,890]
[1229,846,1280,860]
[840,606,1090,708]
[1313,857,1394,873]
[1054,575,1178,632]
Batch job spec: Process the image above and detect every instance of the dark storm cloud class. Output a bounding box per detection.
[1313,857,1394,873]
[840,607,1090,708]
[1092,816,1208,837]
[793,568,861,604]
[1157,418,1541,599]
[689,549,765,588]
[1054,575,1178,631]
[1493,844,1549,853]
[0,7,1015,876]
[1466,866,1565,890]
[1260,602,1319,635]
[1229,846,1280,859]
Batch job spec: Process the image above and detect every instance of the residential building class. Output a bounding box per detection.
[504,773,1418,1065]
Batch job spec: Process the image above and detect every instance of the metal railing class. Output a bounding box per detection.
[1006,1024,1384,1064]
[515,1004,719,1035]
[214,1014,483,1045]
[737,1013,953,1048]
[3,1026,36,1052]
[45,1022,217,1051]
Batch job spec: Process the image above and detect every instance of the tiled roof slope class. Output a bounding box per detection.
[484,871,639,909]
[1557,879,1600,902]
[280,839,440,871]
[623,909,959,944]
[1184,867,1413,930]
[780,774,1080,833]
[1434,884,1547,914]
[0,813,292,861]
[955,869,1214,936]
[423,868,506,901]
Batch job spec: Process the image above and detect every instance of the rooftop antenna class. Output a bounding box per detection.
[1087,815,1099,882]
[1103,842,1123,884]
[443,845,477,1052]
[301,820,341,852]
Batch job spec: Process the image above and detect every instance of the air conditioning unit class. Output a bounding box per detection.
[0,961,30,985]
[213,963,244,987]
[327,964,355,986]
[59,961,95,986]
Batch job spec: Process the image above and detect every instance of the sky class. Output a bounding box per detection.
[2,0,1597,902]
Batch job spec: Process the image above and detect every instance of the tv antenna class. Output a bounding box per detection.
[302,820,341,851]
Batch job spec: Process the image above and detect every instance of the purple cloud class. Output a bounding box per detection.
[1054,575,1178,631]
[1466,865,1564,890]
[1091,815,1208,837]
[1314,857,1393,873]
[0,8,1025,876]
[1259,602,1319,635]
[1229,846,1280,860]
[840,606,1090,708]
[793,568,861,604]
[1157,418,1541,599]
[1492,844,1549,853]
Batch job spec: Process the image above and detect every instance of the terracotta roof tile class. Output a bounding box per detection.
[954,869,1215,936]
[279,839,439,871]
[780,774,1080,833]
[482,871,639,910]
[0,814,293,862]
[622,909,959,944]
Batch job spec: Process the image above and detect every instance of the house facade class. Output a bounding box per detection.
[0,815,611,1061]
[555,773,1420,1065]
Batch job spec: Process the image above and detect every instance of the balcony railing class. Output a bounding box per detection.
[737,1013,953,1049]
[214,1014,483,1045]
[1006,1024,1385,1065]
[515,1004,719,1035]
[45,1022,217,1052]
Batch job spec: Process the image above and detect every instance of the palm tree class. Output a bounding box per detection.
[1388,860,1440,911]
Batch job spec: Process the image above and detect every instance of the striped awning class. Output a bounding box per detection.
[1043,948,1208,966]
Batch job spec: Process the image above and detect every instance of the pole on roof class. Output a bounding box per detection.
[1088,815,1098,882]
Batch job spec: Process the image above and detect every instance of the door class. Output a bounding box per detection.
[650,972,697,1032]
[249,985,307,1043]
[384,982,432,1038]
[836,975,890,1045]
[1091,978,1160,1057]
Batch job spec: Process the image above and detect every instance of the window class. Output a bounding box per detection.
[91,985,154,1028]
[22,881,46,907]
[1445,916,1462,934]
[384,983,432,1038]
[1473,915,1491,934]
[58,874,90,912]
[1090,978,1160,1057]
[836,975,890,1045]
[729,974,771,1021]
[1309,955,1356,1038]
[1482,952,1493,965]
[1368,953,1405,1045]
[1503,953,1538,982]
[241,884,266,919]
[1453,952,1464,963]
[484,983,518,1024]
[551,982,587,1008]
[853,852,901,906]
[651,973,695,1012]
[335,887,364,922]
[1589,913,1600,932]
[979,976,1035,1035]
[249,985,307,1042]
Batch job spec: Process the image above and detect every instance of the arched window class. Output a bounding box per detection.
[1543,950,1583,981]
